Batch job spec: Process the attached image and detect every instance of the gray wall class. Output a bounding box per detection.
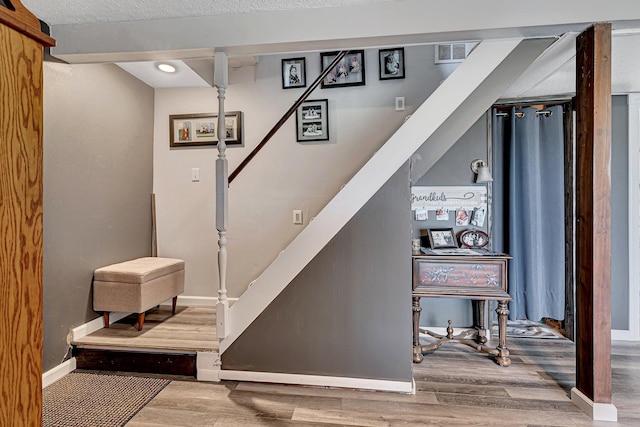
[42,62,154,372]
[611,95,629,330]
[222,165,413,382]
[413,117,488,327]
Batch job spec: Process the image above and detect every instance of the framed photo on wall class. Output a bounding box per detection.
[320,50,365,89]
[282,57,307,89]
[296,99,329,142]
[169,112,244,147]
[379,47,405,80]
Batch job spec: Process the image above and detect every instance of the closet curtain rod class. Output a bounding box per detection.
[495,110,553,118]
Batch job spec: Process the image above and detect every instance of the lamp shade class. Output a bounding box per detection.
[476,165,493,183]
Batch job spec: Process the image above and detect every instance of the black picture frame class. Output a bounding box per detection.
[169,112,243,147]
[379,47,405,80]
[427,228,458,249]
[320,50,365,89]
[282,57,306,89]
[296,99,329,142]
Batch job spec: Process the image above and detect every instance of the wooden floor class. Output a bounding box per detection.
[72,309,639,426]
[126,337,640,427]
[73,306,218,352]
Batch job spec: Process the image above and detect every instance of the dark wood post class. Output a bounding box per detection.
[573,22,616,420]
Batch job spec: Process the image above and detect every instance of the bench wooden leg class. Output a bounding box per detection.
[103,312,110,328]
[172,296,178,314]
[137,312,145,331]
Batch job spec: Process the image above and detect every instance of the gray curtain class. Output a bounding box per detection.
[492,105,565,321]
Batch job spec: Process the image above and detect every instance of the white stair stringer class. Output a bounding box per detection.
[220,37,555,355]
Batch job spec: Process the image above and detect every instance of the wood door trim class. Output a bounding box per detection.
[0,0,55,46]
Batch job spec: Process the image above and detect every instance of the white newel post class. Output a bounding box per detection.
[214,51,229,340]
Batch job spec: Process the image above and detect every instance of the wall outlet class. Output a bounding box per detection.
[293,210,303,224]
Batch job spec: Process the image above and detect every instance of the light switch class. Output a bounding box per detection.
[395,97,406,111]
[191,168,200,182]
[293,210,303,224]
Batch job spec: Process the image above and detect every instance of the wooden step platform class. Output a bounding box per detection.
[72,306,217,377]
[72,347,197,377]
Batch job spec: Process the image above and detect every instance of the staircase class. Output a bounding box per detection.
[219,38,557,364]
[70,37,560,389]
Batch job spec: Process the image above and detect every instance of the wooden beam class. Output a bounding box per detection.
[563,101,575,341]
[0,21,45,426]
[574,22,612,405]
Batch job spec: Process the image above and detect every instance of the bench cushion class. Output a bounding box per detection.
[93,257,185,314]
[94,257,184,284]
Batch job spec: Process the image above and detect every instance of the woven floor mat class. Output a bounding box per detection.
[492,319,566,339]
[43,372,170,427]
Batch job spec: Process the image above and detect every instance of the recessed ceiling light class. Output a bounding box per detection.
[157,63,176,73]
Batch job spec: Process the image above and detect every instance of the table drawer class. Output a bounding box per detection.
[413,256,508,292]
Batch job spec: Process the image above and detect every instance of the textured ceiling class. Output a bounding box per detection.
[22,0,640,93]
[23,0,393,25]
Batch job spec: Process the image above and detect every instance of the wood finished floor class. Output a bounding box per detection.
[125,337,640,426]
[73,306,218,352]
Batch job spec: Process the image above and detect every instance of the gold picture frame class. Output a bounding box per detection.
[169,111,243,147]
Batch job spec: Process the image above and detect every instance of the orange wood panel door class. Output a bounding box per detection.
[0,1,54,424]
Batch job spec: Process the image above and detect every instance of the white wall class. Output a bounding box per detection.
[153,46,458,297]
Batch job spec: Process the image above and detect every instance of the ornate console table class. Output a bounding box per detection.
[412,253,512,366]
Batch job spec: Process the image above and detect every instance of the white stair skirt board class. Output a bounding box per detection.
[571,387,618,422]
[42,358,77,389]
[220,37,557,355]
[219,370,413,394]
[196,352,221,382]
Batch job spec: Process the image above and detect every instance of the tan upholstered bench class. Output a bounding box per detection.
[93,257,185,331]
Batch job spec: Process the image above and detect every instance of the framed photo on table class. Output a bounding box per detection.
[378,47,405,80]
[427,228,458,249]
[169,112,243,147]
[296,99,329,142]
[320,50,365,89]
[282,57,306,89]
[459,229,489,249]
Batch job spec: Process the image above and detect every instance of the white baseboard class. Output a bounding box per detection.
[160,295,239,308]
[219,370,413,393]
[71,312,131,342]
[42,358,76,389]
[611,329,640,341]
[196,352,221,382]
[571,387,618,421]
[420,326,490,338]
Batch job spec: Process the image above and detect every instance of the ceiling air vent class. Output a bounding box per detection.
[435,43,478,64]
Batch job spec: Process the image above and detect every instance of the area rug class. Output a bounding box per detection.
[492,319,566,339]
[42,372,170,427]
